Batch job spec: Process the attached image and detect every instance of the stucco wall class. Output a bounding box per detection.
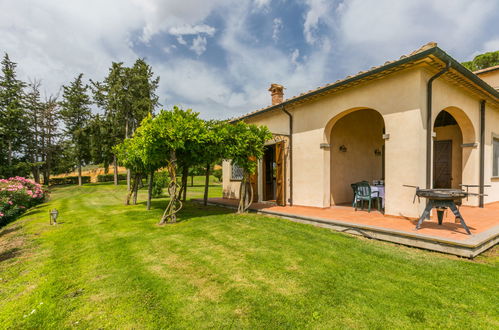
[330,110,384,204]
[476,70,499,91]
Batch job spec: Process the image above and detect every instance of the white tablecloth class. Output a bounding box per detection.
[370,185,385,208]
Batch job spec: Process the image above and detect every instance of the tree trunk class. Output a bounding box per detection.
[191,175,194,187]
[237,173,253,213]
[203,162,211,206]
[113,155,118,185]
[127,169,131,191]
[147,170,154,210]
[181,166,188,202]
[159,153,182,225]
[125,119,131,191]
[78,164,82,186]
[132,174,140,205]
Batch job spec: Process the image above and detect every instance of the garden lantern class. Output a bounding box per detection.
[50,209,59,225]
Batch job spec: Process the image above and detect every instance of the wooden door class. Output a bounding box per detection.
[433,140,452,188]
[275,142,286,206]
[249,156,258,202]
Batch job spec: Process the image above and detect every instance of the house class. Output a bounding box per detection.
[222,43,499,219]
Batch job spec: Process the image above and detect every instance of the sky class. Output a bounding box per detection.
[1,0,498,119]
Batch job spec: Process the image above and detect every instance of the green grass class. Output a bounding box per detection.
[0,178,497,328]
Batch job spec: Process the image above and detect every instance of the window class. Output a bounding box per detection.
[494,137,499,177]
[231,163,244,181]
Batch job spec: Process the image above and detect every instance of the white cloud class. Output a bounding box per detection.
[272,18,282,42]
[303,0,331,45]
[290,49,300,65]
[337,0,499,63]
[254,0,271,8]
[176,36,187,45]
[168,24,216,36]
[190,35,208,55]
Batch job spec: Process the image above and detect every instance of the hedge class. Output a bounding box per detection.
[49,176,91,186]
[96,173,127,182]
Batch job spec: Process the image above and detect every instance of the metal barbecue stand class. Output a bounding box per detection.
[403,185,486,235]
[415,189,470,234]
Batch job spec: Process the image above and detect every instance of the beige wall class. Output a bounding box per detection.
[330,109,384,204]
[477,70,499,91]
[222,65,499,216]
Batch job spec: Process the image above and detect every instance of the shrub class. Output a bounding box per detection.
[0,177,46,227]
[212,169,222,182]
[97,174,127,182]
[49,176,91,186]
[152,171,169,198]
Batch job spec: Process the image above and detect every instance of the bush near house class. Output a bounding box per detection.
[212,168,222,182]
[96,173,127,182]
[0,177,46,226]
[49,176,91,186]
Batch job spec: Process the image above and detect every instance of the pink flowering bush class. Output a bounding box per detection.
[0,176,46,226]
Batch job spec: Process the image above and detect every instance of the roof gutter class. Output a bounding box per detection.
[426,61,451,189]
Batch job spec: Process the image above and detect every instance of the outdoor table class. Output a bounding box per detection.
[370,185,385,208]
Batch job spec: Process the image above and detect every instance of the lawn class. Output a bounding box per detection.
[0,178,498,328]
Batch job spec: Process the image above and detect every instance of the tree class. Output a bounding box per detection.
[39,95,60,184]
[59,74,92,186]
[135,107,206,224]
[25,80,44,183]
[92,59,159,188]
[0,53,27,176]
[199,120,231,206]
[225,122,272,213]
[462,50,499,71]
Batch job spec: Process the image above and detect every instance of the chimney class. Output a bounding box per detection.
[268,83,284,105]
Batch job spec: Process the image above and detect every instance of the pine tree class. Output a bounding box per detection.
[25,80,44,182]
[0,53,27,176]
[39,95,60,184]
[60,73,92,186]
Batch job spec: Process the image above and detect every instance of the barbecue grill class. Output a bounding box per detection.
[404,186,473,234]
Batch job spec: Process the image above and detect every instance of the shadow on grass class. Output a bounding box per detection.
[128,199,233,224]
[0,247,20,263]
[0,226,21,238]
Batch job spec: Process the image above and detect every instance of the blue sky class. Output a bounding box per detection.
[1,0,498,119]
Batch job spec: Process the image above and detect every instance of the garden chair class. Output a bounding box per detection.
[354,182,381,212]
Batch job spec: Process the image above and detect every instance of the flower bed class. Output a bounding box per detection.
[0,177,46,227]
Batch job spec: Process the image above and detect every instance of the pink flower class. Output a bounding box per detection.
[0,213,4,217]
[19,206,25,209]
[8,201,13,205]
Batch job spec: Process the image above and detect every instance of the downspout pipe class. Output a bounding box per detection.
[426,62,451,189]
[479,100,486,207]
[282,106,293,206]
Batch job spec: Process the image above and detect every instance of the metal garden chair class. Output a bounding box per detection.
[354,181,381,212]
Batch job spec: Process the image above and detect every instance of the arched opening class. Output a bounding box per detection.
[329,109,385,206]
[432,107,475,189]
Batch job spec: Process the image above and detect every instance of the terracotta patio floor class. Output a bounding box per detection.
[205,198,499,241]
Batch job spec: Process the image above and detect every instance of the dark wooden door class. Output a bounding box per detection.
[275,142,285,206]
[433,140,452,188]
